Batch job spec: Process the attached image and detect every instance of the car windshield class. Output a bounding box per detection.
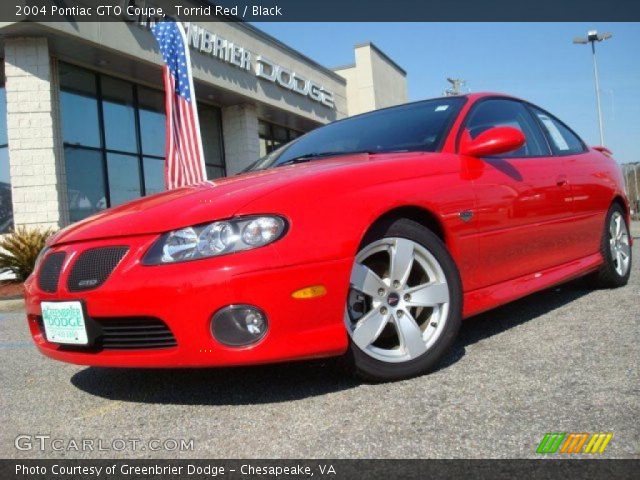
[246,97,466,171]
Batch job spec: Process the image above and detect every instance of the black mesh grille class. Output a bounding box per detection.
[67,247,128,292]
[38,252,66,293]
[39,315,177,351]
[97,317,177,350]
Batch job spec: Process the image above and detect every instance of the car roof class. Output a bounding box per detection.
[301,92,526,132]
[349,92,524,119]
[465,92,523,102]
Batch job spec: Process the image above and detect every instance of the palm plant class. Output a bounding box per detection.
[0,227,55,282]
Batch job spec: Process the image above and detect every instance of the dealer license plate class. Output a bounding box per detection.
[41,301,88,345]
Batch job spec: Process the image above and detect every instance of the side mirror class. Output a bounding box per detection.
[459,126,526,157]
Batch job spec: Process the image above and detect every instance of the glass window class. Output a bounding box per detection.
[530,107,586,155]
[138,87,165,157]
[206,165,225,179]
[272,125,288,142]
[143,157,165,195]
[258,120,303,157]
[0,86,7,146]
[464,99,549,157]
[102,76,137,153]
[0,83,13,233]
[65,147,106,223]
[59,62,226,223]
[107,153,141,206]
[59,64,100,148]
[198,103,225,178]
[0,147,13,234]
[259,138,268,158]
[258,121,269,137]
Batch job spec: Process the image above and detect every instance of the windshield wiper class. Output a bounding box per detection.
[277,149,402,167]
[277,151,357,166]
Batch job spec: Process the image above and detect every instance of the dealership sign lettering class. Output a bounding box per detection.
[183,23,335,108]
[129,4,335,108]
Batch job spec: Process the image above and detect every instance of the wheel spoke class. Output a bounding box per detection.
[352,310,389,349]
[615,215,622,239]
[395,311,427,358]
[351,263,386,297]
[609,219,617,239]
[390,238,414,286]
[616,251,624,271]
[405,282,449,307]
[619,242,630,259]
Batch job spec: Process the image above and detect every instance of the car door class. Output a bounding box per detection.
[460,98,575,289]
[529,106,611,260]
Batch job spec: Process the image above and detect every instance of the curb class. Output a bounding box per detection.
[0,297,25,312]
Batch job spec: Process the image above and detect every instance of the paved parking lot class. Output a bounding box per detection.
[1,233,638,459]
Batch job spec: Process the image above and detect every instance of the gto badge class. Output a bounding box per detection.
[459,210,474,222]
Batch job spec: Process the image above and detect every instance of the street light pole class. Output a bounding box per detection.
[590,41,605,146]
[444,77,466,96]
[573,30,612,146]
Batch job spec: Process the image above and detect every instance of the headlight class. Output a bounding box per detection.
[143,215,287,265]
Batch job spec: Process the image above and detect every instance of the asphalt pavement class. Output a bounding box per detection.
[1,229,638,459]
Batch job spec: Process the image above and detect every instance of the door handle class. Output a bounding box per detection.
[556,175,568,187]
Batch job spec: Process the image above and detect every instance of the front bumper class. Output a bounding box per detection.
[25,234,351,367]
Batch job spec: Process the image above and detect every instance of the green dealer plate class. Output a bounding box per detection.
[41,301,88,345]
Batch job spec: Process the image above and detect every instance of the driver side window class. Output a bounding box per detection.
[465,99,550,158]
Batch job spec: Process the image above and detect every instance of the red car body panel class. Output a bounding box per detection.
[25,93,630,367]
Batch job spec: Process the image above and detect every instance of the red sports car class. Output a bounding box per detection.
[25,93,632,381]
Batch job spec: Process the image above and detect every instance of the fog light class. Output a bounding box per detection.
[211,305,268,346]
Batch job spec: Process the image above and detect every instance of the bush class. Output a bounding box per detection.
[0,227,56,282]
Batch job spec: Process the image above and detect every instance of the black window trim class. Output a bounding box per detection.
[524,102,589,157]
[454,95,553,159]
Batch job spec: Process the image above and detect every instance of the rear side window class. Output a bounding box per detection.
[463,99,550,157]
[530,107,587,155]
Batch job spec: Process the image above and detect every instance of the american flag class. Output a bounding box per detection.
[151,21,206,189]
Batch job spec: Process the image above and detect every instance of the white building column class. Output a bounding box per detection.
[221,104,260,175]
[4,37,67,229]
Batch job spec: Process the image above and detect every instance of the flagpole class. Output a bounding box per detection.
[176,21,208,181]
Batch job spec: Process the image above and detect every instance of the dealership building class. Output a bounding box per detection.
[0,9,407,232]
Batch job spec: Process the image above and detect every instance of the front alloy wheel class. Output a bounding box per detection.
[347,238,450,363]
[344,218,462,381]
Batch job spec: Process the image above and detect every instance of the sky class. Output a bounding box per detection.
[252,22,640,163]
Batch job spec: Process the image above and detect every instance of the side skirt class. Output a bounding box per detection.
[462,252,603,319]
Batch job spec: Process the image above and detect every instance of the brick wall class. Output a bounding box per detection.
[221,104,260,175]
[4,37,67,230]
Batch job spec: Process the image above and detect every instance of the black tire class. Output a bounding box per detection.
[587,203,632,289]
[345,218,462,382]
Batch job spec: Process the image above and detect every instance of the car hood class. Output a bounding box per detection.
[49,153,378,245]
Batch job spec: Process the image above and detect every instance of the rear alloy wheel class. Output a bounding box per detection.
[588,204,632,288]
[345,218,462,381]
[608,210,632,277]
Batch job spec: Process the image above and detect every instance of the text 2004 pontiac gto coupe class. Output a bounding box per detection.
[25,93,632,381]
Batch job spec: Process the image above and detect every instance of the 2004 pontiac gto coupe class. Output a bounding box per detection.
[25,93,632,381]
